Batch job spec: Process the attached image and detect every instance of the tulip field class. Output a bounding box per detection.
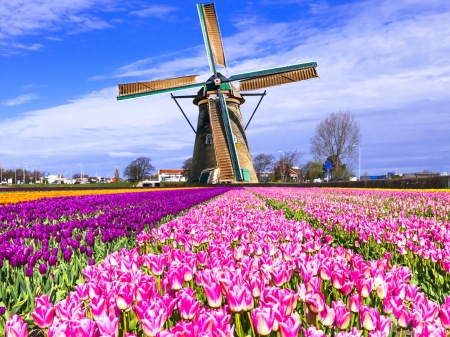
[2,187,450,337]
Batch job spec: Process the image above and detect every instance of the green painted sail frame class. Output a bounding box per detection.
[217,91,243,181]
[197,3,216,75]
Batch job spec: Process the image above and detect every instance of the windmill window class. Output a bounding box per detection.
[233,133,238,144]
[206,135,212,144]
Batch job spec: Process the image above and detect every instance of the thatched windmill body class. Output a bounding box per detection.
[117,3,319,183]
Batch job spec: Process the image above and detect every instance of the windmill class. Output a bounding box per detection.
[117,3,319,183]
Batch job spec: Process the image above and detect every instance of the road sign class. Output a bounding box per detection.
[325,161,332,169]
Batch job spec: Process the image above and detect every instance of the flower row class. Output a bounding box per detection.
[10,189,449,337]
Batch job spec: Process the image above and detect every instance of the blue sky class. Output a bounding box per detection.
[1,0,449,178]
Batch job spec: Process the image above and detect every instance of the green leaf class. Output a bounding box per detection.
[10,297,28,314]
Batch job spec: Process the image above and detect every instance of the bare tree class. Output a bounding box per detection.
[114,167,121,182]
[274,150,303,182]
[310,110,361,175]
[182,157,193,181]
[253,153,275,182]
[124,157,155,181]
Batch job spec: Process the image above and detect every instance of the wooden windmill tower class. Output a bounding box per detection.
[117,3,319,183]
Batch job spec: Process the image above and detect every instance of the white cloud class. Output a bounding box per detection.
[0,0,118,52]
[3,93,40,106]
[108,151,137,157]
[129,5,178,19]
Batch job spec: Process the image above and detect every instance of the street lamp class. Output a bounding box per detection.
[15,165,19,184]
[78,163,83,183]
[24,166,28,184]
[353,144,361,181]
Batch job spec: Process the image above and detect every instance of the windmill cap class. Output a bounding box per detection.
[193,73,245,105]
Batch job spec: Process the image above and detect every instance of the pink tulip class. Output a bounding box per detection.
[331,270,345,290]
[35,294,52,307]
[440,305,450,329]
[333,303,351,330]
[31,302,55,328]
[116,283,135,311]
[74,283,89,301]
[140,309,167,337]
[319,264,332,281]
[279,316,301,337]
[319,304,335,327]
[356,278,373,298]
[90,296,108,320]
[302,326,326,337]
[6,314,28,337]
[68,318,98,337]
[249,275,263,298]
[368,331,386,337]
[376,283,388,300]
[251,307,274,336]
[349,293,362,313]
[340,281,354,296]
[96,315,119,337]
[178,295,199,320]
[378,315,392,336]
[359,306,379,331]
[227,285,246,313]
[405,284,419,302]
[167,268,185,290]
[203,282,222,308]
[149,255,167,276]
[305,291,325,314]
[397,307,411,328]
[48,322,70,337]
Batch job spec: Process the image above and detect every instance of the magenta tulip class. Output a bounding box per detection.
[116,283,135,311]
[5,314,28,337]
[96,315,119,337]
[279,316,301,337]
[203,282,222,308]
[31,303,55,328]
[334,304,351,330]
[349,293,362,313]
[359,306,379,331]
[178,295,199,320]
[305,291,325,314]
[251,307,274,336]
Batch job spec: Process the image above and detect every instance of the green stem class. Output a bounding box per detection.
[247,311,256,337]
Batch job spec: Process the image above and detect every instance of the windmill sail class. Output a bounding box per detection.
[117,75,203,100]
[238,67,318,91]
[197,3,227,72]
[217,89,242,181]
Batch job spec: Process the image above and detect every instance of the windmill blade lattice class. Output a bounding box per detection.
[238,67,318,91]
[197,3,227,73]
[117,75,203,100]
